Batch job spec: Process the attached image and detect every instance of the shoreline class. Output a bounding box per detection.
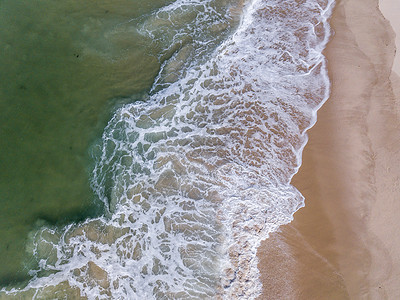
[257,0,400,298]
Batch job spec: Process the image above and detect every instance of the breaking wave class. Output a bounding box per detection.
[1,0,333,298]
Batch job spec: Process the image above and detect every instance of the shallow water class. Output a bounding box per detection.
[0,0,333,298]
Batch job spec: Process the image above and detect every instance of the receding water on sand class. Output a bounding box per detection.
[0,0,333,298]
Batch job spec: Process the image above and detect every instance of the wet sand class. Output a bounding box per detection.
[257,0,400,298]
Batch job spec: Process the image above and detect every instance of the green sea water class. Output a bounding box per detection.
[0,0,171,285]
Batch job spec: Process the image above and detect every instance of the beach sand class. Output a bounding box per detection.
[257,0,400,298]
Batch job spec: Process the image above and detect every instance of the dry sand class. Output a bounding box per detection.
[379,0,400,74]
[257,0,400,298]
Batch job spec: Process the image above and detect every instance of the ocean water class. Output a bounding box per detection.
[0,0,178,285]
[0,0,333,298]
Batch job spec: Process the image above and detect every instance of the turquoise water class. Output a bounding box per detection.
[0,0,171,285]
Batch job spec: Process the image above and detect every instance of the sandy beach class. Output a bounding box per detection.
[257,0,400,298]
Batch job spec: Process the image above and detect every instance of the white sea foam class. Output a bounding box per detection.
[2,0,334,298]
